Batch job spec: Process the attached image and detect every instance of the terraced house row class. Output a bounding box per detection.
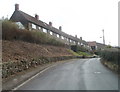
[10,4,106,51]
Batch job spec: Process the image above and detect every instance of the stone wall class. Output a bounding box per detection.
[2,56,75,78]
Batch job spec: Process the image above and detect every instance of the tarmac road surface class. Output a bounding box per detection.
[16,58,119,90]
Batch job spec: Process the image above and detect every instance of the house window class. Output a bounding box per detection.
[43,28,47,33]
[38,27,41,30]
[65,37,67,40]
[61,36,64,39]
[50,31,52,35]
[59,35,61,38]
[57,34,59,38]
[32,24,36,29]
[16,22,25,29]
[67,38,69,41]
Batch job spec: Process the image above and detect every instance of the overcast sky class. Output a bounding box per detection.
[0,0,119,46]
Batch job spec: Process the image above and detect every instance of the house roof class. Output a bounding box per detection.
[87,41,97,46]
[96,42,106,48]
[10,10,51,30]
[10,10,87,45]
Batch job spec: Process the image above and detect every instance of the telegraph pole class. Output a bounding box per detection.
[102,29,105,45]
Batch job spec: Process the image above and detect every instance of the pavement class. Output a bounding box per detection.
[6,58,119,91]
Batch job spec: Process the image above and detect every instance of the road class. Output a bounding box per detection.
[16,58,118,90]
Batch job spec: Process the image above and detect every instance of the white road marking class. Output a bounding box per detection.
[94,72,101,74]
[12,64,57,91]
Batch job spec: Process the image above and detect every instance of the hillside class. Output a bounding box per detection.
[2,40,74,62]
[2,19,76,63]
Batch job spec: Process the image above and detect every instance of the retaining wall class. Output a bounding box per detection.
[2,56,75,78]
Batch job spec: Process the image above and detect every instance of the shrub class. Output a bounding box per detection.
[2,20,65,46]
[71,45,88,52]
[77,51,92,57]
[99,49,119,65]
[47,38,65,46]
[2,19,19,40]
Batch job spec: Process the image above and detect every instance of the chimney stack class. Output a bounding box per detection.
[75,35,77,38]
[80,37,82,40]
[35,14,39,20]
[59,26,62,31]
[15,4,19,11]
[49,22,52,26]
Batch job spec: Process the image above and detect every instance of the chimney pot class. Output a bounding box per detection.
[35,14,39,20]
[75,35,77,38]
[80,37,82,40]
[15,4,19,11]
[49,22,52,26]
[59,26,62,31]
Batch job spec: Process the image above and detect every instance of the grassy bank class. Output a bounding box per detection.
[70,45,93,57]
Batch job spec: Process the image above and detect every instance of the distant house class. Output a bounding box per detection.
[87,41,107,51]
[87,41,97,51]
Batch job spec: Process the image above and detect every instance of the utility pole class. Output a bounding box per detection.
[102,29,105,45]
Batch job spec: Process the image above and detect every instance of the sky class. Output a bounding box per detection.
[0,0,119,46]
